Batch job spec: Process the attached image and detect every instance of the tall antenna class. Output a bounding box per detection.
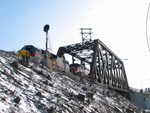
[80,28,92,42]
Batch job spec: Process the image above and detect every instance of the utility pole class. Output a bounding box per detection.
[80,28,92,66]
[43,24,50,66]
[80,28,92,42]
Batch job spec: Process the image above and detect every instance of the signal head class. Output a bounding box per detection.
[43,24,50,32]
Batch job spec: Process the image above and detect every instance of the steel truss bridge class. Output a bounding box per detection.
[57,29,130,99]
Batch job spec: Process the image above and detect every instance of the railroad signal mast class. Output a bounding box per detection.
[43,24,50,66]
[43,24,50,52]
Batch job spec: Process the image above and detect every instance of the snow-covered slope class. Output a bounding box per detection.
[0,50,145,113]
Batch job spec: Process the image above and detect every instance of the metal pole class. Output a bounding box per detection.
[46,31,48,66]
[46,32,48,52]
[43,24,50,67]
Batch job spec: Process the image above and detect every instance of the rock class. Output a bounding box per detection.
[82,87,87,91]
[49,83,53,87]
[126,108,134,113]
[86,92,94,100]
[14,96,21,104]
[36,91,42,97]
[47,106,55,113]
[77,93,85,102]
[1,97,6,101]
[46,74,52,80]
[43,80,49,85]
[11,61,19,69]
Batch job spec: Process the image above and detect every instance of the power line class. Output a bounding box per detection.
[146,3,150,52]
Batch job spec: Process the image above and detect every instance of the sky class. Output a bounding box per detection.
[0,0,150,89]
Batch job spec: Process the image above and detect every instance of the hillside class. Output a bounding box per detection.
[0,50,146,113]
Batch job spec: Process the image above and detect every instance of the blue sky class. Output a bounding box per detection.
[0,0,90,50]
[0,0,150,89]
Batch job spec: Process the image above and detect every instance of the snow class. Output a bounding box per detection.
[0,50,147,113]
[0,57,6,63]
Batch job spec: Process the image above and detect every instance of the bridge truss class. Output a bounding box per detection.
[57,39,129,94]
[57,28,129,98]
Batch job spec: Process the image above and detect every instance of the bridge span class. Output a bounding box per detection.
[57,29,130,99]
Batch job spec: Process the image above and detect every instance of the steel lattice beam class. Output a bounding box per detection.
[57,39,129,93]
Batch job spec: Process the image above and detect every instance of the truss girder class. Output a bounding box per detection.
[57,39,129,91]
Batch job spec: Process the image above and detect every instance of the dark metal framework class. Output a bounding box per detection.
[57,39,129,93]
[80,28,92,42]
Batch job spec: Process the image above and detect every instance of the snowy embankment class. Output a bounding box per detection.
[0,50,146,113]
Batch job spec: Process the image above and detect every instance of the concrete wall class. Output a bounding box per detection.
[130,92,150,110]
[145,97,150,110]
